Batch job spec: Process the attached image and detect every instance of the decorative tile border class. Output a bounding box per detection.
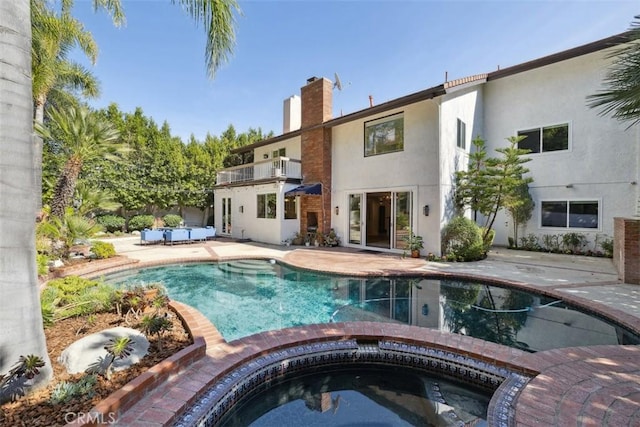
[175,339,531,427]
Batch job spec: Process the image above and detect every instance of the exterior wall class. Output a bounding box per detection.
[253,135,301,162]
[482,48,640,247]
[437,85,485,234]
[214,182,300,245]
[331,100,440,254]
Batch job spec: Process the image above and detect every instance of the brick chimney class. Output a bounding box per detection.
[300,77,333,235]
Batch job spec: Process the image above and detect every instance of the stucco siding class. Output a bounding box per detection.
[483,47,639,246]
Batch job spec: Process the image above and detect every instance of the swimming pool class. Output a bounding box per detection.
[106,260,640,350]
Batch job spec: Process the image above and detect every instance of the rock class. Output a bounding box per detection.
[59,327,149,375]
[48,259,64,268]
[131,230,141,236]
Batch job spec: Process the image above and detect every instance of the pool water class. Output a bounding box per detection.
[218,366,490,426]
[106,260,640,349]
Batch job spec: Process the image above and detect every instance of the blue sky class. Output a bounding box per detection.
[70,1,638,142]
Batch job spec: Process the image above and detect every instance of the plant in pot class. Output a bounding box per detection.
[403,232,424,258]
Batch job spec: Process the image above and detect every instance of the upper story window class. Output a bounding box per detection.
[364,113,404,157]
[272,147,286,158]
[257,193,277,219]
[541,200,599,229]
[457,118,466,149]
[518,123,569,153]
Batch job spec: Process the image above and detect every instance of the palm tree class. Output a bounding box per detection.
[36,105,122,219]
[1,0,239,397]
[587,18,640,125]
[0,0,53,392]
[31,0,102,208]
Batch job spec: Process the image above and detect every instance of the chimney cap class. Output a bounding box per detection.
[306,76,319,84]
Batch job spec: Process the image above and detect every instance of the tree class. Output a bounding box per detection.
[504,181,534,248]
[1,0,238,396]
[456,136,533,242]
[36,105,123,219]
[0,0,53,393]
[587,19,640,126]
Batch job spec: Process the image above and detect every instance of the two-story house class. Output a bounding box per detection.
[213,32,639,260]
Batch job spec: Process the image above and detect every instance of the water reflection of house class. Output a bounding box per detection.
[214,32,638,260]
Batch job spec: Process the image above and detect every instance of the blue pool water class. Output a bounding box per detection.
[106,260,640,349]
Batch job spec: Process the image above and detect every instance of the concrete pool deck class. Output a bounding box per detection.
[75,236,639,426]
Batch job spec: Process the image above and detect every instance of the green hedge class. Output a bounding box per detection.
[96,215,126,233]
[128,214,155,231]
[162,214,183,227]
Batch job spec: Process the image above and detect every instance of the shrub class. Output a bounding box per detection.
[541,234,561,252]
[36,253,49,276]
[519,234,541,251]
[562,232,587,253]
[441,216,485,261]
[127,215,154,232]
[597,234,614,258]
[91,241,116,259]
[41,276,117,323]
[96,215,126,233]
[162,214,183,227]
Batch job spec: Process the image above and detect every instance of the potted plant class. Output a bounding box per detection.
[403,232,424,258]
[323,229,340,247]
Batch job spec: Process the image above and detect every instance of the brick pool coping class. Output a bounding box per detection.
[59,254,640,426]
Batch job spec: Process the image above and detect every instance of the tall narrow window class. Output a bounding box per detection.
[222,197,231,234]
[284,196,297,219]
[349,194,362,244]
[456,118,466,149]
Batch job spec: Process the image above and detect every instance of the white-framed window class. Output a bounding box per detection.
[364,113,404,157]
[257,193,277,219]
[456,118,466,149]
[541,199,599,229]
[518,123,569,153]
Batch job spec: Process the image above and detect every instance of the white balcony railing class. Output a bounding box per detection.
[216,157,302,185]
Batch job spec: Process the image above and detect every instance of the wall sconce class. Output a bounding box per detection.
[423,205,430,216]
[421,304,429,316]
[263,153,269,159]
[565,184,573,188]
[335,206,339,215]
[239,205,244,213]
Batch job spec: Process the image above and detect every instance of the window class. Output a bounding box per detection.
[272,148,286,158]
[284,196,297,219]
[257,193,277,219]
[456,118,466,149]
[518,123,568,153]
[541,200,599,229]
[364,113,404,157]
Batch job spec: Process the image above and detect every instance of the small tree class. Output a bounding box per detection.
[504,181,534,248]
[456,136,533,242]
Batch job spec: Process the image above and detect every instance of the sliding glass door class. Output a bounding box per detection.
[348,191,412,250]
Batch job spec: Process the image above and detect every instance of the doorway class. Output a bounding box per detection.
[366,192,391,248]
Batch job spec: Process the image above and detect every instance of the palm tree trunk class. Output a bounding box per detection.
[50,157,82,219]
[0,0,53,395]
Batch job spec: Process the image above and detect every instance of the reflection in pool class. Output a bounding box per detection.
[106,260,639,349]
[218,366,490,426]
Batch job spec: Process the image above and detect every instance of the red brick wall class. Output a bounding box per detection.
[613,217,640,285]
[300,78,333,234]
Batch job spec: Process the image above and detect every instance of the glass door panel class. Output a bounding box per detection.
[348,194,362,244]
[222,198,231,234]
[393,191,412,250]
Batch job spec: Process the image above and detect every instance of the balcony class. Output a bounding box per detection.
[216,157,302,185]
